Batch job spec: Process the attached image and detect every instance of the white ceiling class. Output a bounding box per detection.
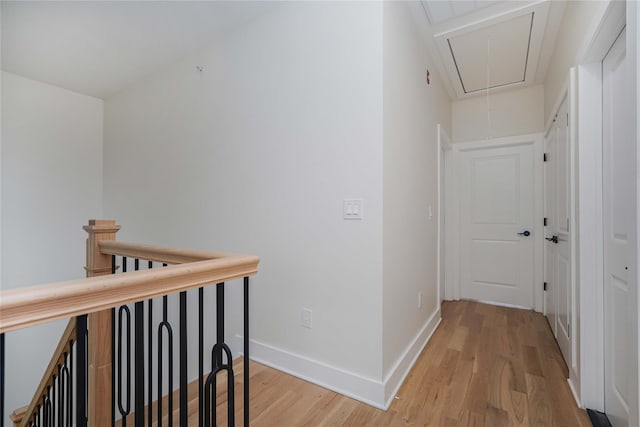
[419,0,565,99]
[1,1,279,99]
[1,1,565,101]
[422,1,502,25]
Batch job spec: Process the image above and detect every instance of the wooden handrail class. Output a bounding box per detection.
[0,251,259,334]
[3,221,259,426]
[17,319,77,427]
[98,240,237,264]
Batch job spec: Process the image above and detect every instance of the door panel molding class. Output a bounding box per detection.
[447,133,544,312]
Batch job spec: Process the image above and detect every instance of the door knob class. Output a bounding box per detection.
[545,235,559,244]
[518,230,531,237]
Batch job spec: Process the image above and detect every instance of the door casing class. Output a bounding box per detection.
[445,133,544,313]
[575,4,638,424]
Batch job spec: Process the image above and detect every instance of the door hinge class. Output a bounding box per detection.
[567,218,570,232]
[568,323,570,338]
[544,217,548,226]
[544,282,547,291]
[566,113,569,126]
[544,153,548,162]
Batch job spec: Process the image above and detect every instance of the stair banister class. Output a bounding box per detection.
[84,219,121,426]
[1,219,259,427]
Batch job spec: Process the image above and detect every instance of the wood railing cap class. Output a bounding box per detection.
[83,219,121,232]
[0,247,259,334]
[10,406,28,422]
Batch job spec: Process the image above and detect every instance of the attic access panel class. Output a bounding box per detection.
[448,12,533,94]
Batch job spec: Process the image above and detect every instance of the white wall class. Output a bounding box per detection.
[635,0,640,420]
[544,1,610,123]
[452,85,543,143]
[1,71,103,424]
[382,0,451,391]
[104,0,385,401]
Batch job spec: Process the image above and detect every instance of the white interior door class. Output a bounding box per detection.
[544,123,558,336]
[459,143,535,308]
[544,96,572,369]
[556,99,572,365]
[603,27,638,427]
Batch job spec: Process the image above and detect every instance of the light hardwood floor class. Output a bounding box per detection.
[207,300,591,426]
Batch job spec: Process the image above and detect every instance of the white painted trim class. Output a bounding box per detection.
[449,133,544,312]
[575,0,627,413]
[232,336,386,409]
[382,308,441,408]
[545,80,569,134]
[633,2,640,425]
[468,298,531,311]
[453,132,542,152]
[444,145,456,301]
[437,124,452,304]
[568,67,581,397]
[577,61,604,412]
[568,378,582,409]
[232,308,442,411]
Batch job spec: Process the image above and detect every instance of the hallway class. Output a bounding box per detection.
[219,300,590,425]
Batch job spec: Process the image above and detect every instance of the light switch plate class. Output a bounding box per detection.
[343,199,363,220]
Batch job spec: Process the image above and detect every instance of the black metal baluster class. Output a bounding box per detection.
[213,284,224,425]
[204,282,235,426]
[51,377,55,427]
[198,288,204,427]
[158,295,174,427]
[135,300,145,426]
[134,259,145,426]
[148,260,154,427]
[111,255,117,427]
[57,366,62,426]
[205,344,234,427]
[1,333,4,427]
[58,365,64,427]
[117,306,131,426]
[216,284,224,367]
[244,277,250,427]
[44,395,51,427]
[179,291,187,427]
[76,315,87,427]
[69,341,74,427]
[60,362,70,426]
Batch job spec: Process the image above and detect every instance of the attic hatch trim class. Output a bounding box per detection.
[448,12,535,95]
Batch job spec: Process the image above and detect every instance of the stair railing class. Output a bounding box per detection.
[1,220,258,427]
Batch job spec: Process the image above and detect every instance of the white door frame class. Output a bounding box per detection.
[576,2,638,423]
[437,124,452,304]
[445,133,544,312]
[544,78,580,402]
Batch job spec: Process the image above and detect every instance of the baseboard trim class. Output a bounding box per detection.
[382,308,441,409]
[232,336,386,409]
[567,377,581,408]
[231,307,442,410]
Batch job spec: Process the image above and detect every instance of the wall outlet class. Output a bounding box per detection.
[301,308,313,329]
[418,291,422,309]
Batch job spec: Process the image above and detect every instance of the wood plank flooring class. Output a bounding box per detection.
[203,300,591,426]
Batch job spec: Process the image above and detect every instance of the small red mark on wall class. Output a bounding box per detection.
[426,69,431,85]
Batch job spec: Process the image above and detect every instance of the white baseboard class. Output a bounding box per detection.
[567,377,582,408]
[231,335,386,408]
[382,308,441,408]
[231,307,441,410]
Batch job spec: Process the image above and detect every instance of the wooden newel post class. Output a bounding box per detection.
[84,219,120,426]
